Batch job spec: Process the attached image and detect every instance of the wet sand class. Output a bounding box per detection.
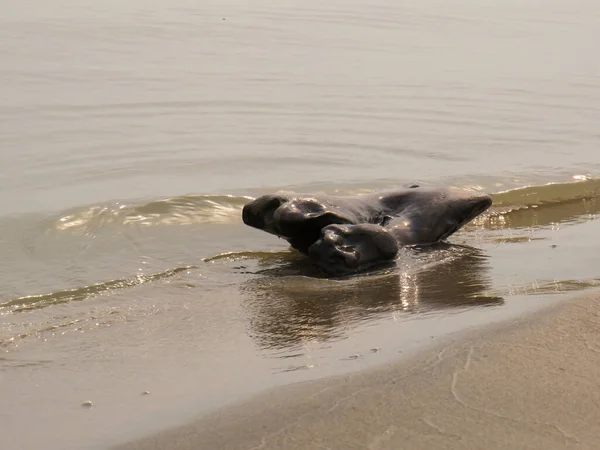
[117,292,600,450]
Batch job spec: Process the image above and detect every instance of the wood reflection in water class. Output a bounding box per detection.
[240,245,502,350]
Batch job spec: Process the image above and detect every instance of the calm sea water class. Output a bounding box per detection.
[1,1,600,449]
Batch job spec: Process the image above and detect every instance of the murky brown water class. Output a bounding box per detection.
[1,0,600,449]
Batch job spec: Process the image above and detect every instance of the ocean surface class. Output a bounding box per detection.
[1,0,600,449]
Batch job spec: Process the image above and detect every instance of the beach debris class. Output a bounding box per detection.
[342,354,364,361]
[142,391,151,395]
[81,401,94,408]
[370,348,381,353]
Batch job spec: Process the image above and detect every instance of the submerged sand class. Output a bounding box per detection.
[117,293,600,450]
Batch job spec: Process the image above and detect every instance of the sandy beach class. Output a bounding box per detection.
[117,292,600,450]
[3,1,600,450]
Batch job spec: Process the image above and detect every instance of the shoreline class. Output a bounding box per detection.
[116,291,600,450]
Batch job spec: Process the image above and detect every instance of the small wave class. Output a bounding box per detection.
[52,194,253,233]
[472,177,600,230]
[0,266,194,313]
[46,178,600,236]
[506,277,600,296]
[203,250,302,263]
[492,176,600,207]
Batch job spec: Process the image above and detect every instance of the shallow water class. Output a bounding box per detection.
[1,0,600,448]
